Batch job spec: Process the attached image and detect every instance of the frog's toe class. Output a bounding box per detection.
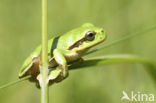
[62,69,68,78]
[57,65,68,78]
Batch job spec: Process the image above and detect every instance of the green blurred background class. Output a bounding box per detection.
[0,0,156,103]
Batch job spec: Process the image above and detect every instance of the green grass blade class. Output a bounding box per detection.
[0,75,31,90]
[69,54,156,81]
[86,25,156,55]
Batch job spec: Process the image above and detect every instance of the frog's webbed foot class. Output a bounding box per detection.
[54,65,68,82]
[48,66,69,84]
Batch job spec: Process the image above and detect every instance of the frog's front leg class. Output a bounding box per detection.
[53,49,68,78]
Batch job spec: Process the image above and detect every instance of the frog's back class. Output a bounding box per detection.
[56,27,88,50]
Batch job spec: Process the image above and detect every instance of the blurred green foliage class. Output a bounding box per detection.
[0,0,156,103]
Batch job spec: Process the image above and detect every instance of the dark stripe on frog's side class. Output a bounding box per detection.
[68,37,85,50]
[50,36,60,56]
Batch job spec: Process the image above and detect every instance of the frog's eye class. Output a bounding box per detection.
[85,31,96,41]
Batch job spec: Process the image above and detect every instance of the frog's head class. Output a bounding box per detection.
[69,23,106,52]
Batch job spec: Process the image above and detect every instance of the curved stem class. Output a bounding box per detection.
[70,55,156,69]
[69,54,156,81]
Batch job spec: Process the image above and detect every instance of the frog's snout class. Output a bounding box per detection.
[100,37,103,40]
[99,29,106,41]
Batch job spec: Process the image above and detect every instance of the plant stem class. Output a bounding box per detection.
[41,0,49,102]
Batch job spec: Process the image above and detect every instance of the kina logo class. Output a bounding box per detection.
[121,91,154,102]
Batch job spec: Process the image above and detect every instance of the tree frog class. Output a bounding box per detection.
[19,23,106,81]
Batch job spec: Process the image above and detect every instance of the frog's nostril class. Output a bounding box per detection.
[101,30,104,33]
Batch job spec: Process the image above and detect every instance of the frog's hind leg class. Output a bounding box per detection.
[19,57,40,78]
